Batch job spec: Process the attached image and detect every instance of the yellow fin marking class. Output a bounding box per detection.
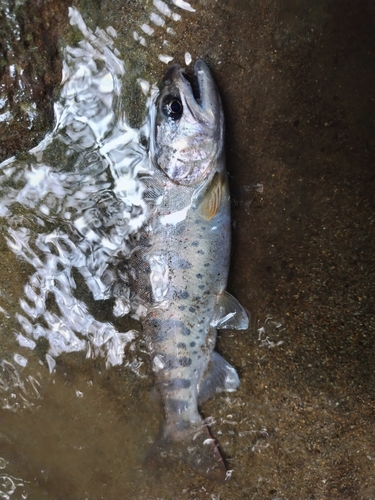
[196,172,223,221]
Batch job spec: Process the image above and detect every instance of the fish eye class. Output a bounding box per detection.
[162,96,183,120]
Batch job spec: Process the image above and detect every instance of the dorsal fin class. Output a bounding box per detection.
[196,172,223,221]
[211,291,249,330]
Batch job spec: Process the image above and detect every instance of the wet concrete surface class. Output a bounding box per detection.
[0,0,375,498]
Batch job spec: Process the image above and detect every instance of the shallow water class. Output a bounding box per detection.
[0,0,375,498]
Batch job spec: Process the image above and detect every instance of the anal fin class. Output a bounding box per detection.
[198,351,240,403]
[211,290,249,330]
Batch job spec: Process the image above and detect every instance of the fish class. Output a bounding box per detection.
[136,59,249,482]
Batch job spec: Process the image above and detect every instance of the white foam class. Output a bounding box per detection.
[13,354,28,367]
[184,52,192,65]
[160,205,190,225]
[141,23,154,36]
[158,54,174,64]
[106,26,117,37]
[153,355,165,371]
[0,110,11,123]
[16,333,36,350]
[150,11,165,26]
[137,78,150,95]
[172,0,195,12]
[46,354,56,373]
[0,306,10,319]
[148,254,169,302]
[153,0,172,18]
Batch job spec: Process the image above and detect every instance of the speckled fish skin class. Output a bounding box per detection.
[143,60,248,482]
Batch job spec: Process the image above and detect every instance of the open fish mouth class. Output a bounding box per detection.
[160,60,218,125]
[182,68,201,104]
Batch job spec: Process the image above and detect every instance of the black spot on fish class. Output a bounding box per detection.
[190,342,196,347]
[175,289,189,299]
[177,342,186,349]
[179,357,192,367]
[189,306,196,313]
[204,263,210,267]
[168,399,189,413]
[192,351,198,355]
[182,327,191,336]
[196,273,203,279]
[170,254,192,269]
[198,284,205,290]
[179,305,186,311]
[174,224,185,235]
[197,250,204,255]
[179,259,192,269]
[163,354,193,369]
[165,319,191,337]
[199,328,204,333]
[164,379,191,390]
[191,241,199,247]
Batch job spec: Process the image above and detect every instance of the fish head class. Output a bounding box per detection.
[154,60,224,186]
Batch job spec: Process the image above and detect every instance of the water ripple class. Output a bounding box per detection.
[0,7,158,373]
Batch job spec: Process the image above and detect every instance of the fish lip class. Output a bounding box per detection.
[189,60,219,124]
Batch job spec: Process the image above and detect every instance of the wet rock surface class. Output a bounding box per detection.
[0,0,374,499]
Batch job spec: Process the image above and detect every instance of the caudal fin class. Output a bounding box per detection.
[144,421,227,482]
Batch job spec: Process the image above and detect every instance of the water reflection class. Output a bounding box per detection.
[0,470,28,500]
[0,7,154,374]
[0,360,42,412]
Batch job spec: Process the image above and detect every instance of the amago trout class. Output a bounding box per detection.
[136,60,249,481]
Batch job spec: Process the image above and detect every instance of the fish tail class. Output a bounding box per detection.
[144,420,227,482]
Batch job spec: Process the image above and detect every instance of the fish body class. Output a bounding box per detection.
[138,60,248,481]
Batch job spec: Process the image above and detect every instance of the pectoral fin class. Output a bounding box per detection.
[211,291,249,330]
[196,172,223,221]
[198,351,240,403]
